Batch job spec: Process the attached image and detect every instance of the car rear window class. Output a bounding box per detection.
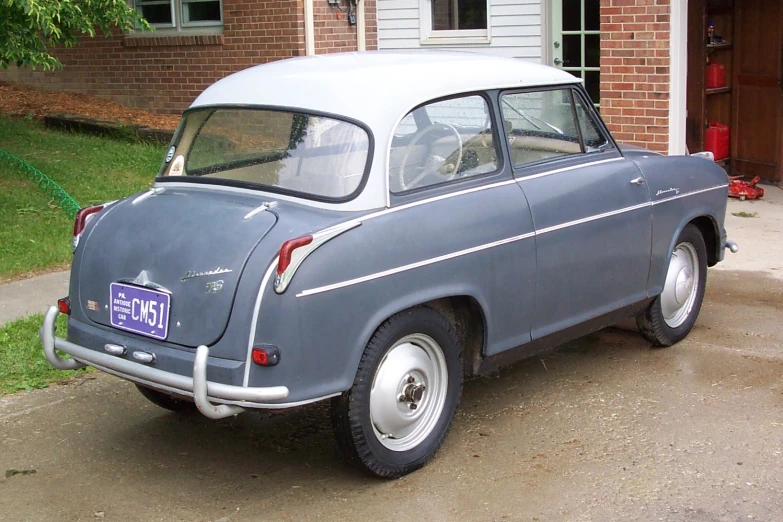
[160,108,371,201]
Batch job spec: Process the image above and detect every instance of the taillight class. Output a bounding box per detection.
[72,204,106,252]
[73,205,105,237]
[277,235,313,276]
[251,345,280,366]
[273,221,360,294]
[57,297,71,315]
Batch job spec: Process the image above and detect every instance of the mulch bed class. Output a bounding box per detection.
[0,81,180,140]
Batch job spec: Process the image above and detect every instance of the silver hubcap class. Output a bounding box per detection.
[661,242,700,328]
[370,333,448,452]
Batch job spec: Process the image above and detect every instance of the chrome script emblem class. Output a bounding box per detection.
[656,187,681,197]
[181,267,233,282]
[205,280,224,294]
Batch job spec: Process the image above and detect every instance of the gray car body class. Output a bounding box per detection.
[64,84,729,407]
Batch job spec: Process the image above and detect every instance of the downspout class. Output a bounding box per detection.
[357,0,366,51]
[304,0,315,55]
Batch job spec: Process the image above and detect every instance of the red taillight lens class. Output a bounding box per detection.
[251,345,280,366]
[73,205,105,237]
[57,297,71,315]
[277,235,313,275]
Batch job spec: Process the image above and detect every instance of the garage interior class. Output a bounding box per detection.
[686,0,783,182]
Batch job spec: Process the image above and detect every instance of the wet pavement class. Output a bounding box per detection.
[1,268,781,521]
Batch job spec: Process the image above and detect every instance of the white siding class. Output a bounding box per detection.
[377,0,543,61]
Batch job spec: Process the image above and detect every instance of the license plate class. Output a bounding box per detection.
[110,283,170,340]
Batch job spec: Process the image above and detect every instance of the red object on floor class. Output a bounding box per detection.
[728,175,764,200]
[706,61,727,88]
[705,122,730,161]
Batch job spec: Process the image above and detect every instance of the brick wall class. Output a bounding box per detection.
[600,0,671,153]
[314,0,377,52]
[0,0,377,115]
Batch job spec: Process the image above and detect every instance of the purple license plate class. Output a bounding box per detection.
[110,283,170,340]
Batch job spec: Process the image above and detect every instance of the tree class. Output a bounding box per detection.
[0,0,150,71]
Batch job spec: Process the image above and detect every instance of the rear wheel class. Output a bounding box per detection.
[135,384,196,412]
[637,224,708,347]
[331,307,462,478]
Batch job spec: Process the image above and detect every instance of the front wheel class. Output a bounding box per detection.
[331,307,463,478]
[637,224,708,347]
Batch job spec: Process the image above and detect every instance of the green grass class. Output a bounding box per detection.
[0,314,91,394]
[0,116,165,281]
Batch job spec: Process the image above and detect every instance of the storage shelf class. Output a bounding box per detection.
[706,86,732,94]
[707,42,733,50]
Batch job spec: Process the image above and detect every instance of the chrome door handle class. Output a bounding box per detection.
[630,177,646,185]
[554,58,563,66]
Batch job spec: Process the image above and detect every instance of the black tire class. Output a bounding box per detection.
[637,224,708,347]
[135,384,197,412]
[331,306,463,478]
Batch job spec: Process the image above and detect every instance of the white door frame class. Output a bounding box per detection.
[669,1,688,155]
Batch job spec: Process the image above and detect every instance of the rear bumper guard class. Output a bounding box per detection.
[40,306,289,419]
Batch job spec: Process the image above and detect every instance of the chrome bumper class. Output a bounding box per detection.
[40,306,289,419]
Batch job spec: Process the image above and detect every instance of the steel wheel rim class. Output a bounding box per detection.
[370,333,448,452]
[661,242,700,328]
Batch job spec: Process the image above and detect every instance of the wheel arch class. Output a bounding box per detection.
[351,289,489,384]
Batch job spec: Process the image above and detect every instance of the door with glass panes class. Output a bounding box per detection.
[551,0,601,106]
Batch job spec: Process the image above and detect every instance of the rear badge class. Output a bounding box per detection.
[87,300,99,312]
[181,267,232,282]
[205,280,224,294]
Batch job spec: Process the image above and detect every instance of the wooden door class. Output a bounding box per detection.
[732,0,783,182]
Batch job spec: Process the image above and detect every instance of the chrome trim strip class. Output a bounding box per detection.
[243,259,280,387]
[536,201,651,235]
[296,231,536,297]
[297,184,729,298]
[517,157,623,181]
[651,184,728,205]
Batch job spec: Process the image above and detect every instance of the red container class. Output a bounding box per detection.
[706,61,727,88]
[705,122,730,160]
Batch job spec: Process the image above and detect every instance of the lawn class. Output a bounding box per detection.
[0,313,92,394]
[0,116,165,282]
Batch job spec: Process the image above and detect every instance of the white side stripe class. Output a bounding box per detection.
[296,184,728,298]
[243,259,279,387]
[296,231,536,297]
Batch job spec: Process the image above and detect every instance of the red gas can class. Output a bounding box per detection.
[706,61,727,88]
[705,122,730,160]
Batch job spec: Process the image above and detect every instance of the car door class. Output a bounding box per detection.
[499,86,652,340]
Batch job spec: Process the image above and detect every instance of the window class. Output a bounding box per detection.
[135,0,222,31]
[551,0,601,105]
[390,95,498,192]
[420,0,490,44]
[500,89,583,167]
[573,93,609,151]
[162,108,371,201]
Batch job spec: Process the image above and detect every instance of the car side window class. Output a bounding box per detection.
[500,89,583,168]
[574,94,610,152]
[389,94,498,193]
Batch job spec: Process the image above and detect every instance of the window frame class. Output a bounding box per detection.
[389,90,504,196]
[134,0,223,33]
[497,84,617,174]
[419,0,491,46]
[156,105,376,205]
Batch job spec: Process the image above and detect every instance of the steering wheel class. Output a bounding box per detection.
[398,123,463,191]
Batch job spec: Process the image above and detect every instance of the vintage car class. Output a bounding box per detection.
[41,51,737,478]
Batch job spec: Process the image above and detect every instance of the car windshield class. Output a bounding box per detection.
[160,108,371,201]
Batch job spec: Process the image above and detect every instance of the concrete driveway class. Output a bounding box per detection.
[1,188,782,521]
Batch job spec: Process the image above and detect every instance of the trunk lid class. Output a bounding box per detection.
[78,189,277,348]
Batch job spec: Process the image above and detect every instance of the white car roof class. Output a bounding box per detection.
[191,51,579,121]
[187,51,581,212]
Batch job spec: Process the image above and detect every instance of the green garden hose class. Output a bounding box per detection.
[0,149,81,219]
